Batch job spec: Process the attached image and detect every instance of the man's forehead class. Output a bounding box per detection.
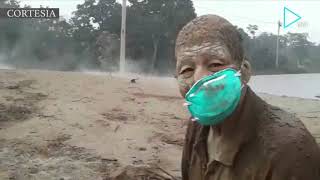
[176,42,229,59]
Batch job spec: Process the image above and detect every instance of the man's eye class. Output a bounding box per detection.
[208,63,223,68]
[179,67,194,78]
[180,67,193,74]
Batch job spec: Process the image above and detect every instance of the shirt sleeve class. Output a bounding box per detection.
[269,134,320,180]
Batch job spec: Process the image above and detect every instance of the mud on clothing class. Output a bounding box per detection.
[181,87,320,180]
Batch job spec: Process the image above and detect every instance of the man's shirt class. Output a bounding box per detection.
[181,87,320,180]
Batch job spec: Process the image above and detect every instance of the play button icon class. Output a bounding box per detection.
[284,7,302,29]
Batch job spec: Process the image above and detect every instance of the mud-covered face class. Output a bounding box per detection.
[176,41,235,97]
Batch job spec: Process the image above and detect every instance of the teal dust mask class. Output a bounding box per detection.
[184,68,242,126]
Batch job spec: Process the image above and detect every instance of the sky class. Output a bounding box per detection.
[19,0,320,43]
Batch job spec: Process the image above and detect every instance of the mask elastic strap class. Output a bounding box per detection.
[235,71,241,77]
[235,61,245,77]
[191,117,199,122]
[237,61,246,89]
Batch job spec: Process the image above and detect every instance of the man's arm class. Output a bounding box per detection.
[269,133,320,180]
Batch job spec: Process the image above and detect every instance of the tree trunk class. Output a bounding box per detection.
[151,35,159,74]
[168,42,175,76]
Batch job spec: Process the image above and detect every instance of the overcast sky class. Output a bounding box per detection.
[19,0,320,43]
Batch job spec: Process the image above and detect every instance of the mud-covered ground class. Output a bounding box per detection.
[0,70,319,180]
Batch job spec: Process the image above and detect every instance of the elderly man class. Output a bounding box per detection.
[175,15,320,180]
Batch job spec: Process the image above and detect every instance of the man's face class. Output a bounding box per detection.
[176,41,235,97]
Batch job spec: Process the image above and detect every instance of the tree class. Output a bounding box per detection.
[0,0,19,8]
[91,0,122,34]
[285,32,313,67]
[127,0,196,74]
[0,0,20,50]
[237,28,289,72]
[96,31,120,71]
[2,0,318,74]
[69,0,122,69]
[237,27,251,58]
[246,24,258,38]
[0,0,81,70]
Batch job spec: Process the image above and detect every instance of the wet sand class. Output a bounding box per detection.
[0,69,319,180]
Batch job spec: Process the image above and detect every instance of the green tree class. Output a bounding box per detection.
[307,45,320,73]
[127,0,196,74]
[246,24,258,38]
[91,0,122,34]
[0,0,19,7]
[0,0,80,70]
[285,32,313,67]
[0,0,21,64]
[237,28,289,73]
[69,0,122,69]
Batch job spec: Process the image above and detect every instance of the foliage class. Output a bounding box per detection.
[127,0,196,73]
[239,24,319,74]
[0,0,319,74]
[246,24,258,38]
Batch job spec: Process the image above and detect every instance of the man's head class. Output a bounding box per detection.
[175,15,252,97]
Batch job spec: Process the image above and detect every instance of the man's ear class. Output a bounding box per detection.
[241,60,252,84]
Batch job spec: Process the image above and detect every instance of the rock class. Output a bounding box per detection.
[138,147,147,151]
[28,167,39,174]
[130,79,139,83]
[6,85,19,89]
[101,158,118,163]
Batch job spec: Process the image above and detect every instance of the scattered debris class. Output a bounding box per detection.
[114,125,120,132]
[71,123,85,130]
[37,114,55,118]
[160,134,184,147]
[132,93,181,101]
[101,108,136,122]
[4,80,36,90]
[303,116,318,119]
[109,165,176,180]
[122,97,136,102]
[17,80,36,89]
[6,85,19,90]
[155,165,179,180]
[101,158,118,163]
[0,137,120,180]
[0,104,33,122]
[72,97,91,102]
[138,147,147,151]
[95,119,111,127]
[130,78,139,83]
[28,167,39,174]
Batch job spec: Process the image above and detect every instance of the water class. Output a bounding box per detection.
[250,74,320,100]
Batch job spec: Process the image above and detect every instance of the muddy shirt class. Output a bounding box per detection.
[181,87,320,180]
